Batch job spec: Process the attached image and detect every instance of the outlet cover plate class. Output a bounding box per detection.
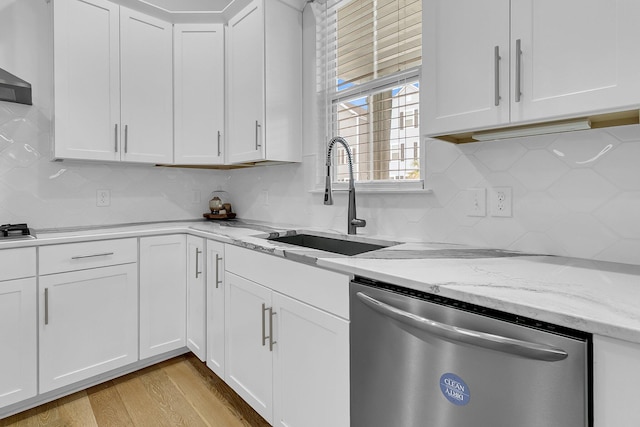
[467,188,486,217]
[96,189,111,207]
[491,187,512,217]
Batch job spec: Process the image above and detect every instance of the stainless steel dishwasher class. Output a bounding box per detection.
[351,277,592,427]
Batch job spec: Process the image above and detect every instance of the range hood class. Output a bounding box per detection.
[0,68,32,105]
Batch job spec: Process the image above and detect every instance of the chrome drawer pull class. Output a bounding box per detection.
[71,252,114,260]
[215,254,222,288]
[262,303,269,346]
[515,39,522,103]
[255,120,262,150]
[494,45,501,106]
[44,288,49,325]
[195,248,202,278]
[124,124,129,153]
[269,308,276,352]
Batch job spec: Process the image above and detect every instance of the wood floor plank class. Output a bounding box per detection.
[1,355,270,427]
[86,381,134,427]
[137,362,209,427]
[54,392,98,427]
[112,372,176,427]
[185,357,271,427]
[163,358,246,427]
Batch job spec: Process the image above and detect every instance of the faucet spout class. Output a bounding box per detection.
[324,136,366,234]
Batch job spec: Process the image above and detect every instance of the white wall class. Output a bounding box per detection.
[227,5,640,266]
[0,0,226,229]
[1,1,638,266]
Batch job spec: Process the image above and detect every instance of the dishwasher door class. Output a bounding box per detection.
[350,280,591,427]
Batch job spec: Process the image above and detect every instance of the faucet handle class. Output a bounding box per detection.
[351,218,366,228]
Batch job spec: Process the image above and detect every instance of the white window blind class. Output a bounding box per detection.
[319,0,422,185]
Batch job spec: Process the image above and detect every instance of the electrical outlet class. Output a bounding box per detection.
[490,187,512,217]
[261,189,269,206]
[96,189,111,207]
[467,188,486,217]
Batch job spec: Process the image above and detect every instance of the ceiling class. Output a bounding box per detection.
[138,0,235,13]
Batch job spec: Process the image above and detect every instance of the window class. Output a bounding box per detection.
[318,0,423,186]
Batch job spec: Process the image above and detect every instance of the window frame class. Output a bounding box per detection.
[318,0,426,192]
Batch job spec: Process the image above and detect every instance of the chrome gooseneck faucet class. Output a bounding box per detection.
[324,136,366,234]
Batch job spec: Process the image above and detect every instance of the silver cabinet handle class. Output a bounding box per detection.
[262,303,269,346]
[356,292,568,362]
[44,288,49,325]
[124,124,129,153]
[195,248,202,278]
[494,46,501,106]
[215,254,222,288]
[255,120,262,150]
[269,308,276,352]
[217,131,221,157]
[515,39,522,103]
[115,124,119,152]
[71,252,114,260]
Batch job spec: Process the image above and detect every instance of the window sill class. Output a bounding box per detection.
[309,181,432,195]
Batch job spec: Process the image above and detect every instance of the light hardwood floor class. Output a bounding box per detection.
[1,354,271,427]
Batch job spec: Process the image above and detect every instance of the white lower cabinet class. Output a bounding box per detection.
[39,264,138,393]
[272,292,349,427]
[593,335,640,426]
[0,248,37,408]
[206,240,225,377]
[224,245,350,426]
[139,235,187,359]
[186,236,206,361]
[225,272,274,422]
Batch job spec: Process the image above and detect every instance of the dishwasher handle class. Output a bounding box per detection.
[356,292,568,362]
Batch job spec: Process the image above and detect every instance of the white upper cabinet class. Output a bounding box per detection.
[423,0,640,137]
[120,7,173,163]
[54,0,121,161]
[510,0,640,123]
[174,23,225,165]
[226,0,302,164]
[54,0,173,163]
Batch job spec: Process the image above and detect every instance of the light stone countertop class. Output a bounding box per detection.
[3,219,640,344]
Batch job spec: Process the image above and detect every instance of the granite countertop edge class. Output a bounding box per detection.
[2,219,639,344]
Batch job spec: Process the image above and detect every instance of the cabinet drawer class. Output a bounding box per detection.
[39,238,137,275]
[0,247,36,281]
[225,245,350,319]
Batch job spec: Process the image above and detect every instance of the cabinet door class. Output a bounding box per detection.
[53,0,121,161]
[206,240,225,377]
[174,24,225,165]
[139,235,186,359]
[593,335,640,426]
[226,0,265,164]
[186,236,206,361]
[0,278,37,408]
[511,0,640,122]
[225,272,273,423]
[272,292,349,427]
[423,0,510,135]
[39,264,138,393]
[120,7,173,164]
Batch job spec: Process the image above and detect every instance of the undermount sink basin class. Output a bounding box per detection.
[268,233,395,256]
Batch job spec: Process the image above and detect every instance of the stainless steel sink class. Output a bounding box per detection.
[268,232,395,256]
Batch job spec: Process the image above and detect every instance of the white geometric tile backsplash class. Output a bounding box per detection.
[2,0,639,267]
[226,126,640,266]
